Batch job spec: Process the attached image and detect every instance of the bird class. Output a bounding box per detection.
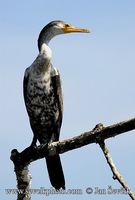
[23,20,90,190]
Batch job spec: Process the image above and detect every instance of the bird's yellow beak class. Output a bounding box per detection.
[62,26,91,33]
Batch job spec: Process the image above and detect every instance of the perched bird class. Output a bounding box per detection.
[23,20,90,190]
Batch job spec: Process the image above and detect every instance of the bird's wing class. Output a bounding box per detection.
[51,68,63,138]
[23,68,37,141]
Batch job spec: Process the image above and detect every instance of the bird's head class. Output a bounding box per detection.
[38,20,90,50]
[47,20,90,34]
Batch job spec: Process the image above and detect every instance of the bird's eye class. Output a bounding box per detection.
[65,24,70,27]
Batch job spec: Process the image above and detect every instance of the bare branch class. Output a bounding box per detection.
[49,117,135,155]
[10,117,135,200]
[11,117,135,165]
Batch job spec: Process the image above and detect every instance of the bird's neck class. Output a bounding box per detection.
[37,31,53,68]
[36,29,60,72]
[38,30,55,51]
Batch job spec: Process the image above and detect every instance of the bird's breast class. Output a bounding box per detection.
[26,72,59,125]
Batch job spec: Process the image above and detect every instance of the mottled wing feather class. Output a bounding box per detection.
[51,70,63,138]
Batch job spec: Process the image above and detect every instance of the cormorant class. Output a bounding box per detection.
[23,20,90,190]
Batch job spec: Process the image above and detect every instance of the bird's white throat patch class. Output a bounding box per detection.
[41,43,52,61]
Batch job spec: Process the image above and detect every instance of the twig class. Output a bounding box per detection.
[99,141,135,200]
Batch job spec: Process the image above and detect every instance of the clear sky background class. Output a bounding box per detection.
[1,0,135,199]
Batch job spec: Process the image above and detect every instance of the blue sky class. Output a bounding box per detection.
[1,0,135,199]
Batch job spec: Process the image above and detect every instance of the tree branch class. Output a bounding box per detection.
[99,141,135,200]
[10,117,135,200]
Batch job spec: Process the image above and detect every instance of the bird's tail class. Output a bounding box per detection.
[45,155,65,190]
